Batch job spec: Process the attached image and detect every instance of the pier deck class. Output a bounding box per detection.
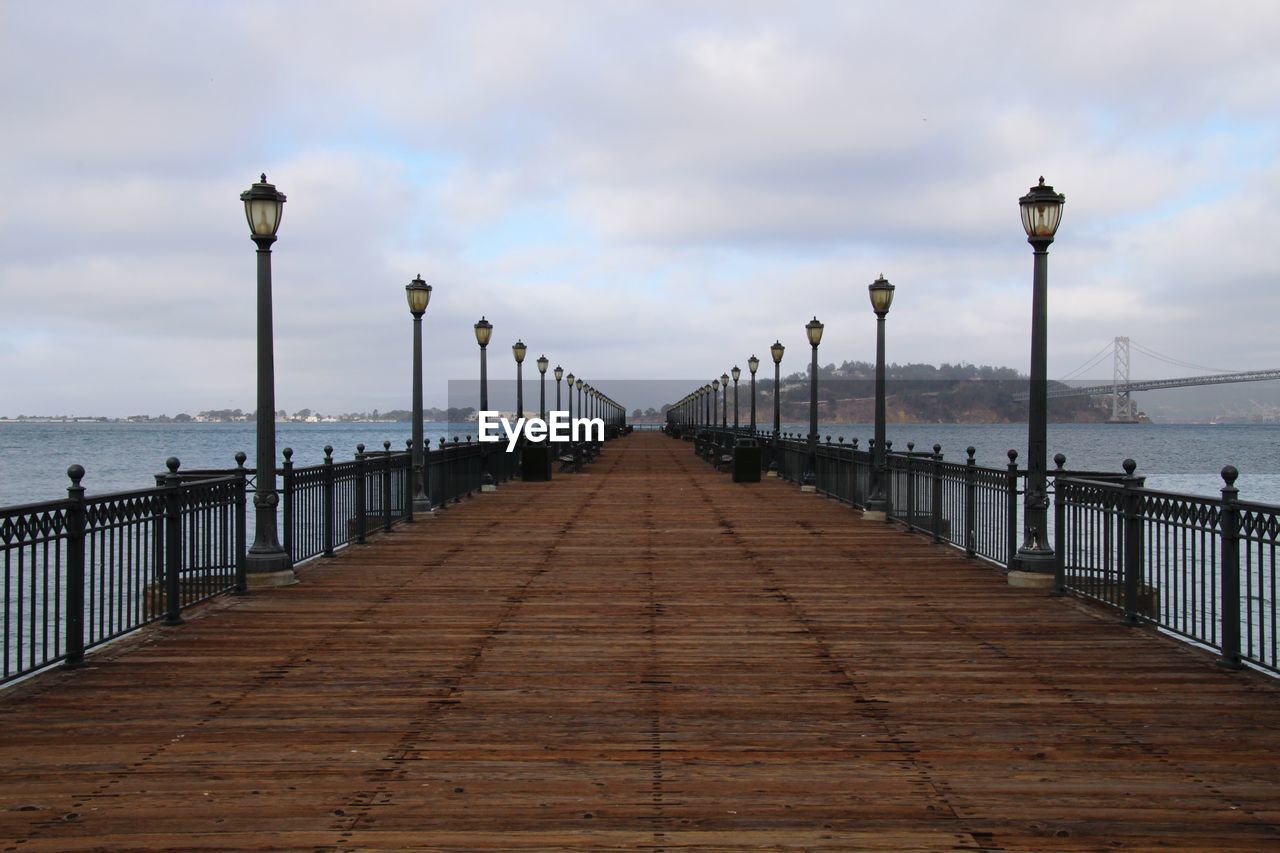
[2,432,1279,850]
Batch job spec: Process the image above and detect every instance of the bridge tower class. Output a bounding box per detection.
[1110,336,1139,423]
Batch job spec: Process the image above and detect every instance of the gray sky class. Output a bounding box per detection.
[2,1,1277,416]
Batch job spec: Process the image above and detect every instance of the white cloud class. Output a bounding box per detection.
[2,1,1279,416]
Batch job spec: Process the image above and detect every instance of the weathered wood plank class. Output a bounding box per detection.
[0,431,1277,850]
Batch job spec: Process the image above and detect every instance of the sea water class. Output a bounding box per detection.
[0,420,1276,508]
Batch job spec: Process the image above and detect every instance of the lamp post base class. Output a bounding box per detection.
[800,484,816,493]
[1007,570,1055,589]
[1010,548,1054,587]
[864,497,889,521]
[245,548,295,588]
[246,568,297,589]
[481,483,498,493]
[412,498,434,514]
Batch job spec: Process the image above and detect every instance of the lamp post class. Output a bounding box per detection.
[512,340,527,419]
[240,174,294,585]
[406,274,433,512]
[554,365,564,414]
[576,378,584,422]
[770,341,784,436]
[705,384,712,427]
[712,378,720,432]
[803,317,823,490]
[864,275,895,519]
[720,372,729,428]
[1014,177,1066,584]
[474,317,494,489]
[566,372,575,422]
[731,366,741,430]
[748,355,759,431]
[769,342,784,476]
[536,354,548,420]
[474,318,493,411]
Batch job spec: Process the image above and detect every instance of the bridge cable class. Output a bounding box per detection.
[1128,339,1238,374]
[1057,340,1116,382]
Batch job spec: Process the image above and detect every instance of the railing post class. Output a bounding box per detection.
[382,440,393,532]
[465,437,477,496]
[836,436,846,502]
[1051,453,1066,597]
[404,439,415,522]
[850,438,861,506]
[423,440,436,512]
[234,452,249,593]
[1005,449,1020,571]
[354,444,367,544]
[440,438,452,505]
[452,438,463,503]
[931,444,943,544]
[1121,458,1142,625]
[281,447,294,560]
[430,439,441,508]
[64,464,87,668]
[322,446,335,557]
[163,457,184,626]
[905,442,916,533]
[883,439,894,523]
[964,447,977,558]
[1218,466,1242,669]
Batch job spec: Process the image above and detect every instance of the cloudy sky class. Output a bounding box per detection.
[2,1,1277,417]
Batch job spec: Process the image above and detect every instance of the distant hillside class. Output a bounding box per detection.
[754,361,1109,424]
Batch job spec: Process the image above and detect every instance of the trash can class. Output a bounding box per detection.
[732,438,762,483]
[521,443,554,481]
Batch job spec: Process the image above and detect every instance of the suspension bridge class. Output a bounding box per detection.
[1014,336,1280,422]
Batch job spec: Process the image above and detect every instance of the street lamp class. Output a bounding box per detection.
[864,275,895,519]
[512,340,527,419]
[566,371,575,422]
[712,377,720,432]
[720,372,729,428]
[803,317,823,489]
[769,342,784,476]
[576,378,584,422]
[474,317,493,411]
[536,354,549,420]
[554,365,564,414]
[474,317,495,489]
[406,274,433,512]
[731,365,741,430]
[1014,177,1066,585]
[240,173,293,585]
[748,355,759,431]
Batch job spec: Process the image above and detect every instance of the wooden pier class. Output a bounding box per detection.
[2,431,1278,850]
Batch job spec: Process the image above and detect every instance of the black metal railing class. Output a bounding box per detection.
[676,427,1279,676]
[3,460,244,686]
[1056,463,1278,675]
[1,428,617,685]
[695,427,1022,567]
